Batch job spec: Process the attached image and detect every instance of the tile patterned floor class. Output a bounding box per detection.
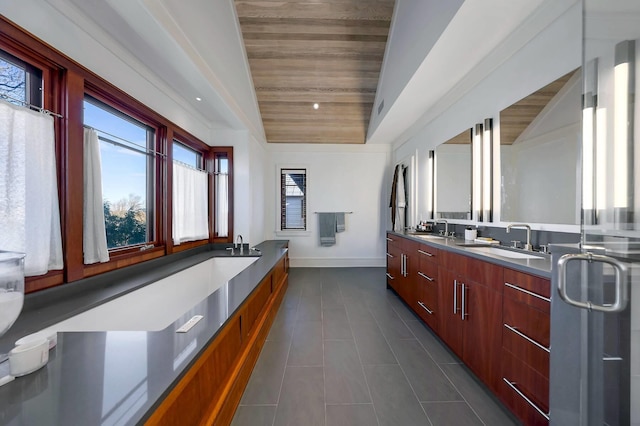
[232,267,518,426]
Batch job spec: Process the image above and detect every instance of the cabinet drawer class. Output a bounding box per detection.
[416,282,438,332]
[503,297,550,373]
[503,269,550,313]
[417,258,437,283]
[416,243,438,261]
[386,233,402,248]
[501,350,549,425]
[441,251,503,292]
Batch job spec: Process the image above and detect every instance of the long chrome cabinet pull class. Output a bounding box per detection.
[502,378,549,421]
[557,252,629,313]
[386,237,393,242]
[418,301,434,315]
[386,253,393,258]
[417,249,433,257]
[504,324,550,353]
[453,280,458,314]
[404,254,408,277]
[386,273,394,280]
[461,284,466,320]
[418,271,434,281]
[504,282,551,303]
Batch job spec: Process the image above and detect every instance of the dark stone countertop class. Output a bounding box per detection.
[388,231,552,278]
[0,240,288,426]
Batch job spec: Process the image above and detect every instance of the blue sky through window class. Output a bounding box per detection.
[83,100,151,208]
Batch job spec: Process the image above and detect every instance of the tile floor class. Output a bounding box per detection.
[232,267,518,426]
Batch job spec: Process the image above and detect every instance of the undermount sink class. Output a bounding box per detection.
[467,246,544,260]
[413,234,445,241]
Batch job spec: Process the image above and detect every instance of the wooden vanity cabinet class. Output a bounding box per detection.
[438,251,504,393]
[500,268,551,425]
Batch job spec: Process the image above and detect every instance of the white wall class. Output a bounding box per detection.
[369,0,463,134]
[0,0,214,143]
[393,3,582,231]
[264,144,392,267]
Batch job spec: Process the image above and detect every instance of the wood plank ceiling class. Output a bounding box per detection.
[234,1,395,144]
[499,69,577,145]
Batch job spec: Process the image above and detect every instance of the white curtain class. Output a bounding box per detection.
[173,162,209,245]
[0,100,63,276]
[83,128,109,264]
[215,173,228,238]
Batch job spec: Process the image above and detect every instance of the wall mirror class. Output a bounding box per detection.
[435,128,472,220]
[499,69,581,225]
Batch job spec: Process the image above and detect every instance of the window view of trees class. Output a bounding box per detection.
[0,56,26,103]
[84,96,155,250]
[103,195,147,248]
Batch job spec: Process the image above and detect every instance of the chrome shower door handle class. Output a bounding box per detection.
[557,252,629,313]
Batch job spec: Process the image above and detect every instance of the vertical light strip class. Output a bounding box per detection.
[614,62,629,208]
[428,150,435,219]
[595,107,607,212]
[613,40,635,219]
[483,118,493,222]
[582,104,595,210]
[473,123,483,221]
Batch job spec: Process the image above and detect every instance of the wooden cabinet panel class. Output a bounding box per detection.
[461,280,503,393]
[501,350,549,425]
[503,297,550,376]
[243,275,273,340]
[438,267,463,357]
[467,257,504,292]
[415,270,438,332]
[503,268,551,313]
[418,256,438,282]
[416,243,438,260]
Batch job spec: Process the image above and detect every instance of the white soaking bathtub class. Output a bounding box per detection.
[46,256,258,332]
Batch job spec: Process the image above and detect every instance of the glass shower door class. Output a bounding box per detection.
[550,1,640,424]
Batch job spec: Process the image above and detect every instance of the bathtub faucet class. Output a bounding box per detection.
[235,234,244,255]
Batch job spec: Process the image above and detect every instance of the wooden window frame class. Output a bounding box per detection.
[0,16,234,292]
[211,147,233,243]
[280,168,307,231]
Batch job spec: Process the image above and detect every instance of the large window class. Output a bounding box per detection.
[280,169,307,230]
[0,50,42,108]
[83,96,156,250]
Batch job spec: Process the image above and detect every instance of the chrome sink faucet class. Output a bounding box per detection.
[235,234,244,255]
[435,219,448,237]
[506,224,532,251]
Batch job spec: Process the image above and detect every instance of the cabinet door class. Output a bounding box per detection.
[462,280,503,393]
[402,239,420,307]
[438,267,463,357]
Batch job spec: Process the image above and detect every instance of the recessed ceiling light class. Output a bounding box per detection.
[196,97,202,101]
[313,103,319,110]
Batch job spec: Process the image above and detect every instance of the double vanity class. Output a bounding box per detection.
[387,231,551,425]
